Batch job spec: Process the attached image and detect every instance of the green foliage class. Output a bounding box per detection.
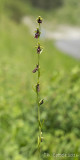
[29,0,63,10]
[54,0,80,25]
[42,67,80,159]
[1,0,80,25]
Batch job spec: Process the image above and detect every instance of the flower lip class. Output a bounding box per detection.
[37,45,41,54]
[32,64,39,73]
[36,83,40,92]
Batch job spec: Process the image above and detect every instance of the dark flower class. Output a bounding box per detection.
[37,16,42,24]
[37,45,41,54]
[32,65,39,73]
[35,28,40,39]
[39,99,44,105]
[36,83,40,92]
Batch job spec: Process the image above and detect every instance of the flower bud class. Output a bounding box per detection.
[37,16,42,24]
[41,137,44,142]
[39,99,44,105]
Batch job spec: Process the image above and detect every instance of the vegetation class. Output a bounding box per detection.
[0,1,80,160]
[1,0,80,25]
[29,0,63,10]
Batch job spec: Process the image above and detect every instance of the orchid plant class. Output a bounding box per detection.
[32,16,44,159]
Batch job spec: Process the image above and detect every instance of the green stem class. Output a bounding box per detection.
[37,54,41,154]
[37,23,41,159]
[38,54,39,82]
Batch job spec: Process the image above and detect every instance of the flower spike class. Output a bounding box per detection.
[33,16,44,158]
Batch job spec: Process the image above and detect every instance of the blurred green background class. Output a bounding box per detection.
[0,0,80,160]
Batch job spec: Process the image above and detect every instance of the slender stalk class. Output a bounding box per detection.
[33,16,43,159]
[37,25,41,159]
